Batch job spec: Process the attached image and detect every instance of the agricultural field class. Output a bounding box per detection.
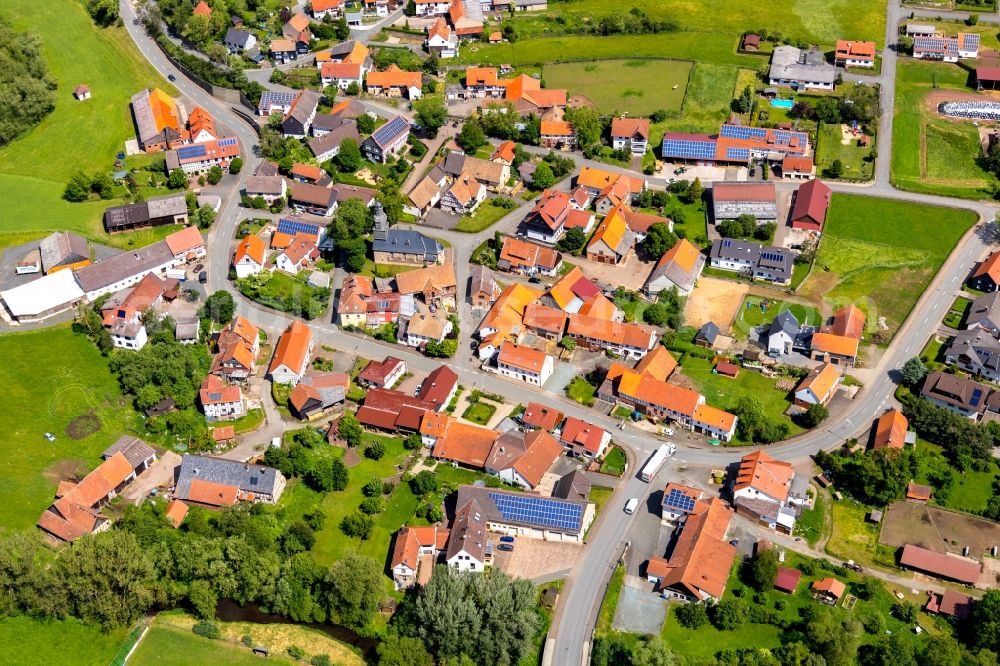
[0,325,142,530]
[0,0,175,248]
[801,194,977,338]
[542,60,691,116]
[891,60,996,199]
[130,625,297,666]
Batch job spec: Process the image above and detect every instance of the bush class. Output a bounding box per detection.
[362,477,383,497]
[364,441,386,460]
[310,656,332,666]
[288,645,305,660]
[410,470,439,495]
[192,621,220,640]
[359,497,384,515]
[242,634,253,647]
[340,511,375,539]
[711,598,746,630]
[675,602,708,629]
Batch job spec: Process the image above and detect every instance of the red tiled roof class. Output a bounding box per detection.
[823,305,865,340]
[974,251,1000,282]
[658,498,737,600]
[521,402,564,430]
[165,499,189,528]
[774,565,802,592]
[433,421,498,467]
[356,388,434,430]
[416,365,458,408]
[269,321,313,376]
[790,179,832,229]
[498,341,548,373]
[900,544,981,584]
[559,416,607,453]
[199,374,242,405]
[358,356,405,386]
[187,479,239,506]
[734,450,793,502]
[873,409,908,450]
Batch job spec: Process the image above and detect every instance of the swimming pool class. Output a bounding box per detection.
[770,98,794,109]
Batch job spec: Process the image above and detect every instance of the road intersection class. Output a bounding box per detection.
[116,1,1000,662]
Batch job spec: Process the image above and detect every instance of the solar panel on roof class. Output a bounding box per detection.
[726,147,750,160]
[277,219,323,237]
[965,33,981,48]
[720,125,766,140]
[665,488,696,512]
[372,116,409,147]
[661,138,717,160]
[722,239,732,247]
[177,144,207,160]
[217,138,237,147]
[488,492,583,531]
[971,388,984,406]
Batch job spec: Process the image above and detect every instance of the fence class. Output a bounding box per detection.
[109,620,150,666]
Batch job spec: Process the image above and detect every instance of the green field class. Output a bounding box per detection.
[891,60,995,199]
[0,325,142,530]
[454,198,515,233]
[731,296,822,339]
[913,441,998,514]
[130,625,298,666]
[680,355,803,439]
[0,616,128,666]
[0,0,176,247]
[542,60,690,115]
[802,194,977,338]
[815,122,873,181]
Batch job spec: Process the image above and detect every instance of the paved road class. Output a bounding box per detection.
[116,3,1000,663]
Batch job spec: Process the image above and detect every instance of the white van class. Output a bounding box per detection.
[624,498,640,515]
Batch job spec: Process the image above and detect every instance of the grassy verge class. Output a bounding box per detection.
[595,563,626,636]
[943,296,970,329]
[0,616,128,666]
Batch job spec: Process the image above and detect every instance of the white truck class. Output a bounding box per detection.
[639,443,675,482]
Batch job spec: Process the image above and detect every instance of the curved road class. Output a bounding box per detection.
[117,2,999,664]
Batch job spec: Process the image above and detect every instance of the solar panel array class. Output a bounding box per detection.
[488,492,583,531]
[260,91,297,108]
[665,488,696,512]
[971,388,984,407]
[372,115,409,147]
[963,33,981,49]
[277,218,323,237]
[218,138,237,147]
[913,37,946,51]
[726,147,750,161]
[772,129,808,146]
[720,125,766,140]
[661,138,717,160]
[177,144,207,160]
[761,251,786,263]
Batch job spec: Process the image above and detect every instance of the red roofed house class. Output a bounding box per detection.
[790,179,832,232]
[233,234,266,278]
[976,67,1000,90]
[732,449,798,534]
[165,499,189,528]
[416,364,459,411]
[834,40,876,68]
[559,416,611,458]
[193,1,212,16]
[357,388,435,432]
[425,18,458,59]
[925,589,973,619]
[366,65,423,99]
[73,84,91,101]
[656,498,737,603]
[611,117,651,155]
[357,356,406,389]
[485,429,564,490]
[774,566,802,593]
[970,251,1000,292]
[497,341,554,386]
[521,402,565,431]
[822,304,866,340]
[782,155,815,180]
[391,525,450,589]
[432,421,499,467]
[812,577,846,603]
[907,481,933,502]
[268,321,314,385]
[289,372,349,419]
[539,120,576,150]
[872,408,909,450]
[199,374,246,421]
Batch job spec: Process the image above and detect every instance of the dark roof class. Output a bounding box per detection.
[75,241,175,293]
[552,469,591,501]
[40,231,89,271]
[331,183,376,205]
[290,181,336,207]
[369,115,409,150]
[920,370,992,414]
[711,237,761,263]
[308,122,363,157]
[768,310,800,338]
[176,454,284,500]
[329,40,362,58]
[284,90,320,128]
[454,484,589,536]
[102,435,156,470]
[224,28,255,47]
[695,321,719,344]
[373,229,443,260]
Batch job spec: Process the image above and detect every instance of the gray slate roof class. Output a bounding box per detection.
[373,229,443,261]
[225,28,255,48]
[75,241,175,293]
[945,328,1000,376]
[968,291,1000,331]
[102,435,156,470]
[176,454,284,498]
[768,310,800,339]
[769,45,836,85]
[40,231,88,272]
[695,321,719,345]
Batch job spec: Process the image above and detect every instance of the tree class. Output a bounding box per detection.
[813,97,842,124]
[734,85,754,114]
[377,633,435,666]
[338,412,363,447]
[206,165,224,185]
[195,205,216,229]
[555,226,585,252]
[365,441,386,460]
[683,177,703,204]
[340,512,375,539]
[531,161,555,189]
[336,138,363,172]
[306,457,349,492]
[801,402,829,428]
[642,303,670,326]
[183,14,213,45]
[357,113,376,134]
[413,97,447,138]
[559,336,576,352]
[967,589,1000,653]
[168,168,188,189]
[362,477,383,498]
[335,16,351,40]
[839,82,881,124]
[641,222,677,258]
[325,554,382,629]
[900,357,928,387]
[457,118,486,153]
[734,395,767,441]
[87,0,119,26]
[565,106,601,148]
[201,291,235,323]
[630,637,678,666]
[229,157,244,174]
[710,598,746,630]
[674,602,708,629]
[827,159,845,179]
[410,470,439,495]
[749,546,778,592]
[63,172,92,202]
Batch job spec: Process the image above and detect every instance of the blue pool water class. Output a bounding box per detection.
[770,98,794,109]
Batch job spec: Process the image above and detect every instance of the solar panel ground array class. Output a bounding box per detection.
[488,491,583,531]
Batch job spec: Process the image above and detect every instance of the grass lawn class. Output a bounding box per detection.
[679,355,803,438]
[731,295,822,339]
[565,376,597,406]
[0,0,178,245]
[462,401,497,425]
[825,499,889,569]
[589,485,615,517]
[913,440,998,514]
[0,616,128,666]
[146,612,363,666]
[454,198,516,233]
[542,60,690,115]
[595,563,626,636]
[661,604,782,659]
[794,490,828,547]
[815,122,874,181]
[612,405,632,419]
[0,325,143,530]
[212,408,266,434]
[891,59,996,199]
[599,446,627,476]
[237,270,330,319]
[943,296,970,329]
[801,194,977,338]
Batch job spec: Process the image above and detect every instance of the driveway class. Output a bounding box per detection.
[612,582,668,634]
[122,451,182,504]
[492,536,582,581]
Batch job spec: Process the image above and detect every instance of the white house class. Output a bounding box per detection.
[320,62,364,91]
[199,375,246,421]
[793,363,840,408]
[403,307,453,348]
[110,319,148,350]
[445,499,487,573]
[268,321,314,385]
[233,235,266,279]
[274,238,318,275]
[414,0,452,15]
[766,311,799,356]
[496,341,553,386]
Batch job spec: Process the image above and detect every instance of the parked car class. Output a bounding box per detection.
[414,383,423,396]
[499,535,515,543]
[661,426,674,436]
[199,271,207,284]
[193,263,204,273]
[43,432,56,442]
[528,276,541,284]
[624,498,639,515]
[497,543,514,552]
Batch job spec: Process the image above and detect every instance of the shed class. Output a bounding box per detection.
[867,509,882,523]
[252,646,269,657]
[694,321,720,348]
[906,482,932,502]
[715,361,740,378]
[774,566,802,593]
[541,586,559,609]
[743,34,761,51]
[73,84,92,101]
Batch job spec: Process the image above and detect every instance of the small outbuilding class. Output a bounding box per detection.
[774,566,802,594]
[74,84,92,101]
